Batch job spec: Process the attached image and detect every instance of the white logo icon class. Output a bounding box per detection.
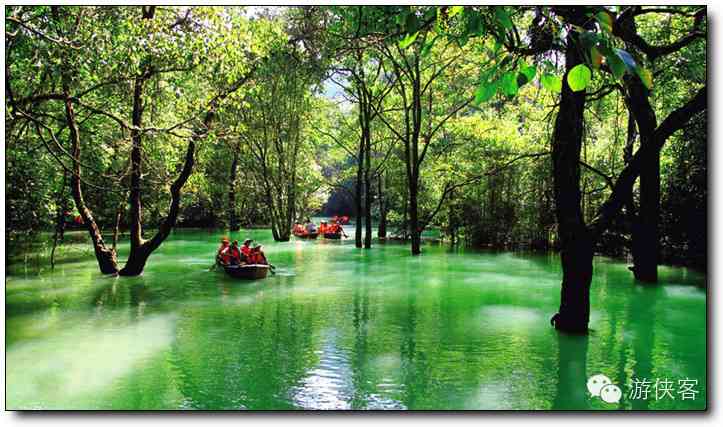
[587,374,621,404]
[587,374,612,397]
[600,384,622,403]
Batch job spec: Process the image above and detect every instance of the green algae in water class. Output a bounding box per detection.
[5,229,707,410]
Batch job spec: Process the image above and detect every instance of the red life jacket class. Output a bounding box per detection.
[220,247,232,264]
[230,246,241,262]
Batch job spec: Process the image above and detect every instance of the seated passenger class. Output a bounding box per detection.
[229,240,243,265]
[217,237,230,264]
[241,239,253,259]
[249,245,268,265]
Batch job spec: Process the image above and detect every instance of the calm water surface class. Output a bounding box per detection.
[5,229,707,410]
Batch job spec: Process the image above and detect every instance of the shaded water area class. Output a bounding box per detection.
[6,228,706,410]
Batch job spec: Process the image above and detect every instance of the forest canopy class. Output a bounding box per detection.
[5,5,706,333]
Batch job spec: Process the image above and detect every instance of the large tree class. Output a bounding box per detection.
[7,6,265,275]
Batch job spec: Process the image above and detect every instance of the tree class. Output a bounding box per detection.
[235,50,323,241]
[613,6,706,282]
[7,6,265,275]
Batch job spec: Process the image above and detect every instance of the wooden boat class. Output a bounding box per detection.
[294,231,319,239]
[223,264,270,279]
[323,232,342,240]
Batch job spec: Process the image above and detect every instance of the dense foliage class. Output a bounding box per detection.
[5,6,706,281]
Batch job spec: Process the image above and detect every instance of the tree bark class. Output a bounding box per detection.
[409,173,421,255]
[363,107,373,249]
[228,144,240,231]
[64,92,119,274]
[625,75,659,282]
[354,105,365,249]
[550,21,592,334]
[377,172,387,240]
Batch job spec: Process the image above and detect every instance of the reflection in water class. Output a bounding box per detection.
[553,334,589,410]
[5,229,707,410]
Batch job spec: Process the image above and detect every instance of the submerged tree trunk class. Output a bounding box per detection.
[550,21,592,334]
[408,173,421,255]
[363,112,373,249]
[623,111,641,273]
[354,110,365,249]
[63,89,119,275]
[377,172,387,240]
[625,76,659,282]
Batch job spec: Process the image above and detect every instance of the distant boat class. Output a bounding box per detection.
[223,264,270,279]
[331,215,350,224]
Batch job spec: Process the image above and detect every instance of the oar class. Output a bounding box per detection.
[268,263,277,275]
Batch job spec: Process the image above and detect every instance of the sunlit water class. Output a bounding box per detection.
[5,228,706,410]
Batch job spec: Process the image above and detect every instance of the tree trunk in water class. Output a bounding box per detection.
[363,125,373,249]
[228,147,240,231]
[623,111,642,273]
[409,175,421,255]
[377,173,387,240]
[120,70,150,276]
[626,77,659,282]
[550,23,592,334]
[63,91,119,275]
[354,125,365,249]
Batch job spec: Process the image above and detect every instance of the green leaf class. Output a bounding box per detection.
[595,11,614,33]
[599,45,626,79]
[495,7,513,30]
[501,72,518,96]
[448,6,464,18]
[399,31,419,49]
[520,63,536,81]
[474,81,498,104]
[421,36,437,57]
[636,66,654,90]
[567,64,591,92]
[540,73,562,93]
[615,48,637,72]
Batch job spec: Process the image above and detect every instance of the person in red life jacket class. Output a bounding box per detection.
[293,222,305,235]
[241,239,252,260]
[249,245,268,265]
[318,220,327,234]
[74,214,84,225]
[331,221,348,237]
[218,242,233,265]
[341,215,349,224]
[217,237,230,265]
[229,240,243,265]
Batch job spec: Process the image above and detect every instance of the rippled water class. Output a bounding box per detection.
[5,228,707,410]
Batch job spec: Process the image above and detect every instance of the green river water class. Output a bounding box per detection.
[5,228,707,410]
